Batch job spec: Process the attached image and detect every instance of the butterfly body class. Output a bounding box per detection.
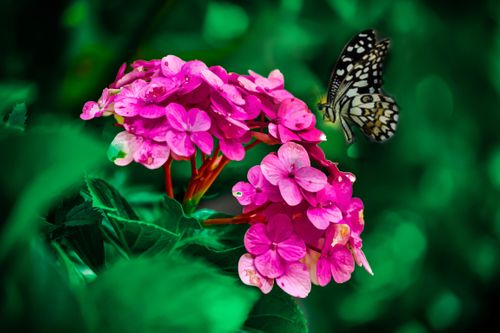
[318,29,399,143]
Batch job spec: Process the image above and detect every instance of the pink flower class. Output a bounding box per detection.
[165,103,213,157]
[114,80,169,118]
[232,166,281,206]
[304,184,343,230]
[80,88,115,120]
[123,117,170,142]
[238,253,274,294]
[268,98,325,143]
[316,224,355,285]
[244,214,306,278]
[261,142,327,206]
[108,131,169,169]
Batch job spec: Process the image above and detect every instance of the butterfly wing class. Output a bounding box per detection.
[336,39,391,106]
[345,94,399,142]
[325,29,376,105]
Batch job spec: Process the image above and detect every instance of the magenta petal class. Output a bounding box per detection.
[237,76,258,92]
[138,104,166,119]
[330,245,355,284]
[166,130,194,157]
[353,247,374,276]
[221,84,245,105]
[187,108,211,131]
[268,123,278,139]
[325,205,343,223]
[279,100,313,130]
[244,223,271,256]
[247,165,264,187]
[278,178,303,206]
[200,68,224,88]
[238,254,274,294]
[277,234,306,262]
[190,132,213,155]
[161,55,185,76]
[81,101,101,120]
[306,207,331,230]
[220,139,245,161]
[166,103,188,131]
[232,182,255,206]
[277,142,311,170]
[278,125,301,143]
[266,213,293,243]
[276,262,311,298]
[316,258,332,287]
[133,140,169,170]
[254,249,286,279]
[261,154,288,185]
[295,167,327,192]
[299,127,327,142]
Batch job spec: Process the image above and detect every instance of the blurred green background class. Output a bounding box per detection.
[1,0,499,332]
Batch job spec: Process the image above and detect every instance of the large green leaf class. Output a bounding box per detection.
[0,125,107,259]
[46,194,105,272]
[87,255,258,333]
[86,177,180,256]
[1,240,88,333]
[243,290,308,333]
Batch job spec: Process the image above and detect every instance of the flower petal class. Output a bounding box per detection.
[166,103,188,131]
[108,131,143,166]
[306,207,331,230]
[220,139,245,161]
[316,257,332,287]
[278,178,303,206]
[247,165,264,187]
[330,245,355,284]
[254,249,286,279]
[166,130,194,157]
[232,181,255,206]
[161,55,185,76]
[187,108,211,131]
[277,142,310,170]
[238,254,274,294]
[190,131,213,155]
[244,223,271,256]
[278,99,313,131]
[277,234,306,262]
[261,154,288,185]
[295,166,327,192]
[266,213,293,243]
[132,140,169,169]
[277,125,301,143]
[276,262,311,298]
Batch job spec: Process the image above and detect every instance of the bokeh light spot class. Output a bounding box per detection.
[203,2,249,42]
[426,291,461,330]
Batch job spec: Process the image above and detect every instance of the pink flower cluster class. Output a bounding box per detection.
[81,56,325,169]
[234,142,373,298]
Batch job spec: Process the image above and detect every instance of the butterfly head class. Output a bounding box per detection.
[318,103,337,123]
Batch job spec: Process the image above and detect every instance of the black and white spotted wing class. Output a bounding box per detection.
[325,29,376,105]
[319,29,399,144]
[347,94,398,142]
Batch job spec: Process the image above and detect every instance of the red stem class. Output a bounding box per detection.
[163,158,174,198]
[190,153,198,177]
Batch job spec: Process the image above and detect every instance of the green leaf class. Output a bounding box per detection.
[155,195,199,234]
[85,177,139,220]
[85,178,180,256]
[107,214,180,256]
[47,196,105,272]
[1,240,88,333]
[243,290,308,333]
[179,224,247,273]
[6,102,27,131]
[0,125,107,259]
[87,255,258,333]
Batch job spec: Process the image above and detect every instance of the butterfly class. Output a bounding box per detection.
[318,29,399,143]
